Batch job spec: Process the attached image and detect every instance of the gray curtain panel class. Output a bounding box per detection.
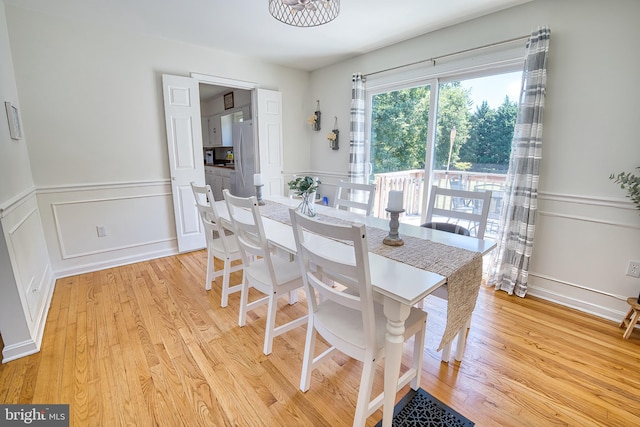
[488,26,551,297]
[349,73,366,184]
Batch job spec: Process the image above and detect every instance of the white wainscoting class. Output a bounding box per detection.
[301,176,639,321]
[525,191,639,322]
[32,176,640,324]
[37,180,179,278]
[0,189,55,363]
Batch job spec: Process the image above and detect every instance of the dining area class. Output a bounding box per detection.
[4,187,638,426]
[191,178,496,426]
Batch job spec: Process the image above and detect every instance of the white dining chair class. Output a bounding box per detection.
[333,180,376,216]
[223,189,307,355]
[190,182,243,307]
[424,185,492,239]
[290,209,426,427]
[423,184,491,363]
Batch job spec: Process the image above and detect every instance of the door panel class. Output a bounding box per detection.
[162,74,205,252]
[256,89,283,196]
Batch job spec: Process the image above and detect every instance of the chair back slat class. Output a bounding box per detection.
[191,182,234,253]
[290,209,377,348]
[223,190,277,280]
[333,180,376,216]
[425,185,492,239]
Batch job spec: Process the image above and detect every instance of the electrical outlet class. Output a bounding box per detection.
[96,225,107,237]
[626,260,640,278]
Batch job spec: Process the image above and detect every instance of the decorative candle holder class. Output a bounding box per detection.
[255,185,265,206]
[383,208,405,246]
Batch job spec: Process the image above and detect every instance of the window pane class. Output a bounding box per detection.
[430,71,521,238]
[367,70,521,235]
[370,85,430,219]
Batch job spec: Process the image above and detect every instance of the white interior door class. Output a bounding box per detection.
[162,74,205,252]
[255,89,284,196]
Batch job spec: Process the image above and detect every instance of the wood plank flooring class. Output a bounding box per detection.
[1,251,639,426]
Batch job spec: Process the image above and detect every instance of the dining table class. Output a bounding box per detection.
[215,195,496,427]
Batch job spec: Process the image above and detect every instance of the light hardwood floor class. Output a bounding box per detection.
[1,251,639,426]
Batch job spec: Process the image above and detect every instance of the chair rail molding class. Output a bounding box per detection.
[0,186,36,218]
[539,191,636,210]
[36,179,171,194]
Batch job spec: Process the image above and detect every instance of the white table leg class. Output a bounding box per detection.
[382,298,412,427]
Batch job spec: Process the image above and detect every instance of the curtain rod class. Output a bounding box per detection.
[364,35,530,78]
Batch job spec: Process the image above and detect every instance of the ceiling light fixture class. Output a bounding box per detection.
[268,0,340,27]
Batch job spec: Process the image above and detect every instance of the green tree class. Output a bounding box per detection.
[370,82,519,174]
[433,82,472,169]
[491,96,518,164]
[370,82,473,174]
[370,86,430,174]
[460,100,496,164]
[459,96,517,168]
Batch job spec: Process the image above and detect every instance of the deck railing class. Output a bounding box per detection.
[372,169,508,220]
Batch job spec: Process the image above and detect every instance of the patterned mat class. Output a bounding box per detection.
[374,388,474,427]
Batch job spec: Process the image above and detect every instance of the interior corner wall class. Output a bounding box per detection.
[0,0,54,362]
[4,5,312,276]
[308,0,640,320]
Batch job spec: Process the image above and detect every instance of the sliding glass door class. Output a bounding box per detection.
[368,81,435,219]
[367,70,522,237]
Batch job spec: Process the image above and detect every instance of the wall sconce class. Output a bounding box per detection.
[308,100,321,131]
[327,116,339,150]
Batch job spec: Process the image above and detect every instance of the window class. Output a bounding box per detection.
[366,57,522,238]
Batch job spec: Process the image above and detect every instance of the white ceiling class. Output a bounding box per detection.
[4,0,532,72]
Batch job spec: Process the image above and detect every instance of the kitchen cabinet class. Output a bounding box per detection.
[201,118,210,147]
[206,166,232,201]
[209,114,222,147]
[201,114,222,147]
[205,166,216,190]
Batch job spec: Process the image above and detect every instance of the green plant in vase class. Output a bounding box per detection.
[288,176,321,217]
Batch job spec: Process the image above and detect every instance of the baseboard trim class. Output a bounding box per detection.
[2,339,40,364]
[527,285,626,323]
[53,246,179,279]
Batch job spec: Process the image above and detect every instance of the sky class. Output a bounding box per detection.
[460,71,522,109]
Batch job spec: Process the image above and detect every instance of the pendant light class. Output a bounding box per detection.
[268,0,340,27]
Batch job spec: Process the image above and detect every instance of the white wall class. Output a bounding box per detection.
[0,1,54,362]
[0,3,31,201]
[5,5,312,276]
[307,0,640,319]
[4,0,639,323]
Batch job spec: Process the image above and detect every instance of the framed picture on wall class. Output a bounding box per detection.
[224,92,234,110]
[5,102,23,140]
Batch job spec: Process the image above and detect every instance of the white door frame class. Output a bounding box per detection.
[191,73,283,196]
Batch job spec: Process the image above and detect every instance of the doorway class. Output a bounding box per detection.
[162,73,284,252]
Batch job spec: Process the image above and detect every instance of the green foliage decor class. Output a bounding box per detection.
[610,167,640,211]
[287,176,320,197]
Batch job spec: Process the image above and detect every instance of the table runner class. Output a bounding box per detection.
[259,201,482,350]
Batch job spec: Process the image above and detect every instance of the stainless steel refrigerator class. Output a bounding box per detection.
[229,120,256,197]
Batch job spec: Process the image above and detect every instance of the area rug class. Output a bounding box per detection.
[374,388,474,427]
